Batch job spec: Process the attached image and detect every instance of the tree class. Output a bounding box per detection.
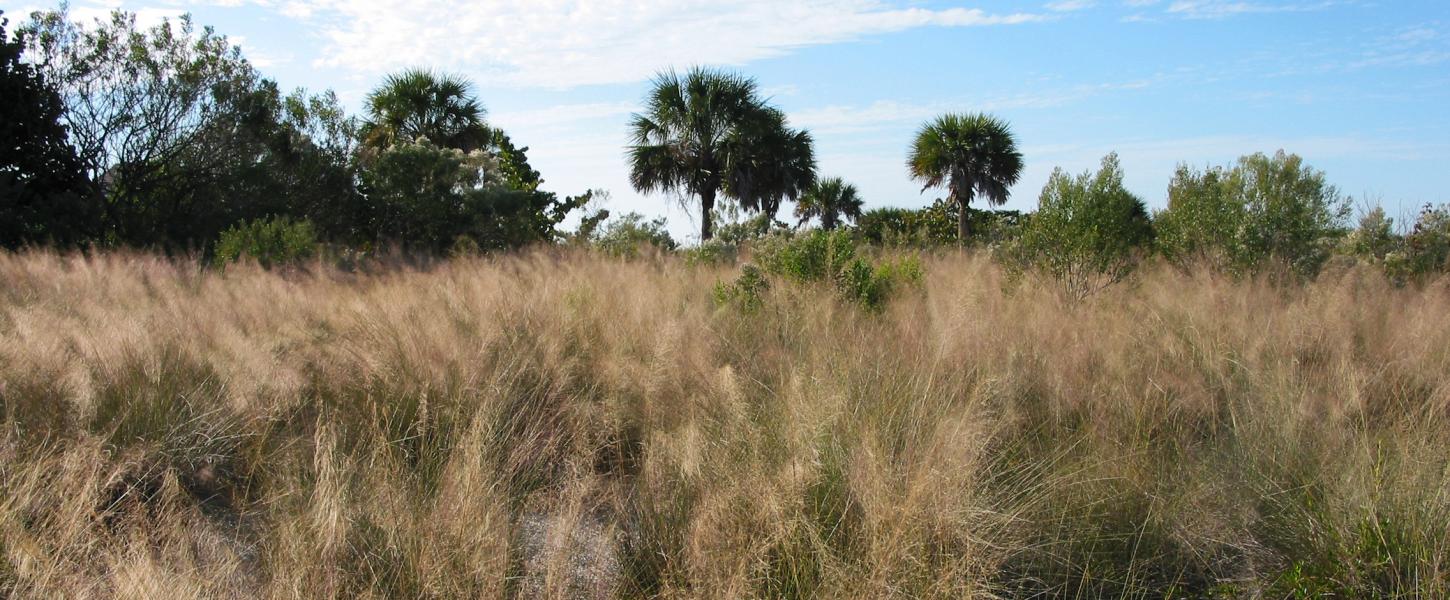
[628,67,815,241]
[795,177,863,231]
[907,113,1024,244]
[21,8,360,250]
[360,68,490,153]
[359,138,586,252]
[1007,153,1153,300]
[1155,151,1349,277]
[724,107,816,220]
[0,11,96,248]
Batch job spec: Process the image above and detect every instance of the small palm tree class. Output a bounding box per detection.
[908,113,1023,243]
[628,67,815,241]
[795,177,863,231]
[362,68,489,152]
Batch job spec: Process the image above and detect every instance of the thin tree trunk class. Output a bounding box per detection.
[957,196,971,245]
[700,188,716,241]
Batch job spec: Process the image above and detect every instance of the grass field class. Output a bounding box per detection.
[2,249,1448,598]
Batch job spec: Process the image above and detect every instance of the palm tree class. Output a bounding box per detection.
[362,68,489,152]
[724,107,816,220]
[628,67,815,241]
[795,177,863,231]
[907,113,1024,243]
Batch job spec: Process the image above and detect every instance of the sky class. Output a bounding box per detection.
[14,0,1450,241]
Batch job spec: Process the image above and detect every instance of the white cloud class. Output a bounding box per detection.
[1344,24,1449,70]
[792,80,1155,134]
[1164,1,1342,20]
[491,102,637,130]
[277,1,1046,88]
[1047,0,1096,11]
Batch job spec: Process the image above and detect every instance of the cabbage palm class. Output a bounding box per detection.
[628,67,815,241]
[724,107,816,220]
[908,113,1023,243]
[362,68,489,152]
[795,177,863,231]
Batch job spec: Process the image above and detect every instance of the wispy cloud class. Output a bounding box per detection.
[277,1,1048,89]
[1047,0,1096,12]
[1164,1,1344,20]
[792,80,1155,134]
[491,102,637,130]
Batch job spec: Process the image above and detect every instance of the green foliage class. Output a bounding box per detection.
[907,113,1024,243]
[20,8,362,250]
[794,176,864,230]
[1005,153,1154,300]
[758,228,860,284]
[0,11,97,249]
[593,212,678,258]
[855,200,1023,248]
[1155,151,1350,277]
[361,68,489,153]
[1383,204,1450,283]
[713,263,770,312]
[1342,206,1399,262]
[213,216,318,268]
[682,239,740,267]
[358,139,584,253]
[731,229,924,311]
[628,67,815,241]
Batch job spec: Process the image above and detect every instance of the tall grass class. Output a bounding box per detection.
[1,249,1447,598]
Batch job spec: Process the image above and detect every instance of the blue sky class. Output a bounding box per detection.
[17,0,1450,240]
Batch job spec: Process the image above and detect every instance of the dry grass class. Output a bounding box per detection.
[1,249,1448,598]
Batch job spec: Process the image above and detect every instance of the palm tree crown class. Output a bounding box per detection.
[627,67,815,241]
[908,113,1023,242]
[795,177,864,231]
[363,68,489,152]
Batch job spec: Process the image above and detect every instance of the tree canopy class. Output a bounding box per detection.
[908,113,1024,243]
[628,67,815,241]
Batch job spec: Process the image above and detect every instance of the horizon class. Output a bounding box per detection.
[13,0,1450,241]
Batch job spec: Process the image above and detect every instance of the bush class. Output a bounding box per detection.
[726,229,923,311]
[1386,204,1450,283]
[593,212,677,258]
[712,263,771,312]
[359,139,586,253]
[214,216,317,268]
[682,239,739,267]
[1155,151,1350,277]
[1004,153,1154,300]
[855,200,1023,248]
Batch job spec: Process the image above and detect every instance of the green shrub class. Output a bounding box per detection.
[723,230,923,311]
[855,200,1023,248]
[682,239,739,267]
[1155,151,1350,277]
[594,212,677,258]
[1004,153,1154,300]
[214,216,318,268]
[1386,204,1450,283]
[713,263,770,312]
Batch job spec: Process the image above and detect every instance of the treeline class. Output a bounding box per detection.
[2,8,593,256]
[4,8,1447,291]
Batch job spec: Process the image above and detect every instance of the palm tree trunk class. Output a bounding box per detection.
[700,189,716,241]
[957,197,971,245]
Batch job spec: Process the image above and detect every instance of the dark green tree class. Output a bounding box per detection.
[22,8,361,250]
[0,11,96,248]
[361,69,490,153]
[907,113,1024,243]
[724,107,816,220]
[627,67,815,241]
[795,177,864,231]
